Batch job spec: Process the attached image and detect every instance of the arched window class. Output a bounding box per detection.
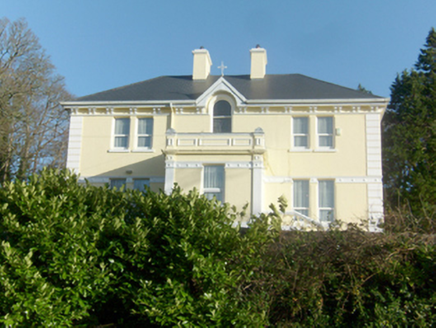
[213,100,231,133]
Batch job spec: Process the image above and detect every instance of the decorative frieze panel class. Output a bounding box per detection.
[164,129,266,155]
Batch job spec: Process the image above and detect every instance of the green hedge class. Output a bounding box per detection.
[0,169,435,327]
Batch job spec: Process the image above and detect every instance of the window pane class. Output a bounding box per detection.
[294,117,308,134]
[318,117,333,134]
[294,136,308,147]
[138,136,151,148]
[114,136,128,148]
[134,179,150,192]
[319,180,334,207]
[110,179,126,189]
[213,118,231,133]
[319,136,333,148]
[294,180,309,208]
[320,210,334,222]
[138,118,153,134]
[204,166,224,189]
[214,100,231,116]
[115,118,130,135]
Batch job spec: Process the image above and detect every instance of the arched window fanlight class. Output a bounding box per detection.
[213,100,231,133]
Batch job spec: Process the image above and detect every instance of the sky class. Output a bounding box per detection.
[1,0,436,99]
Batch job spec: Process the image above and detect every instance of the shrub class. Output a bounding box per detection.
[0,169,277,327]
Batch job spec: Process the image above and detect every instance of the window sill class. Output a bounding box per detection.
[314,148,337,153]
[108,149,130,153]
[289,148,312,153]
[132,149,155,153]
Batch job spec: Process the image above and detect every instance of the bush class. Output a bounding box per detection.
[0,169,277,327]
[1,169,435,326]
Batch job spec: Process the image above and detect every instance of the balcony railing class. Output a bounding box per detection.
[164,128,266,155]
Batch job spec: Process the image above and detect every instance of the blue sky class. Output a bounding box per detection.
[2,0,436,98]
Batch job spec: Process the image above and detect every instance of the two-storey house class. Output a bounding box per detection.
[62,47,389,229]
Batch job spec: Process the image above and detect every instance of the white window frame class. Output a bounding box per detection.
[293,180,309,217]
[207,94,235,133]
[318,180,335,222]
[317,117,334,150]
[292,117,309,150]
[203,165,225,202]
[136,117,153,150]
[213,100,232,133]
[113,118,130,150]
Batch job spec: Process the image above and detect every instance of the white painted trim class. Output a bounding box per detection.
[164,159,176,194]
[244,98,390,105]
[252,157,264,216]
[82,176,165,184]
[264,176,382,184]
[66,116,83,173]
[196,77,247,107]
[164,161,257,169]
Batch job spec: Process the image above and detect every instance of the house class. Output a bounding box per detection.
[61,47,389,229]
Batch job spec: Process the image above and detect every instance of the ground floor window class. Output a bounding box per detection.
[293,180,309,216]
[133,178,150,192]
[110,178,126,190]
[319,180,334,222]
[203,165,224,202]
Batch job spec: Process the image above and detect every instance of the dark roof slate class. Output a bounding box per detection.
[77,74,382,102]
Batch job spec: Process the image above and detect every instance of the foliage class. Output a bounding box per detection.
[1,169,435,326]
[383,27,436,217]
[0,18,72,183]
[0,169,277,327]
[263,226,436,327]
[357,83,373,95]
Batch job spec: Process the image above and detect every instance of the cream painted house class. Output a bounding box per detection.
[62,47,389,229]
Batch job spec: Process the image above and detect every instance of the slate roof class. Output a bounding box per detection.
[77,74,383,102]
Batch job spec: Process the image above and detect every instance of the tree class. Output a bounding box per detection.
[357,83,373,95]
[383,27,436,216]
[0,18,72,183]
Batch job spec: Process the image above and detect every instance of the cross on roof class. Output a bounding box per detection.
[218,61,227,76]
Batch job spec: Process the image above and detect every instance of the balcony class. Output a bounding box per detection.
[163,128,266,155]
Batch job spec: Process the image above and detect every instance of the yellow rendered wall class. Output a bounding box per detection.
[233,113,367,177]
[225,168,252,216]
[175,168,202,193]
[173,115,211,133]
[80,115,168,177]
[335,183,367,223]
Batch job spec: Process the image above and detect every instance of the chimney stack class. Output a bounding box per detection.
[192,47,212,80]
[250,45,267,79]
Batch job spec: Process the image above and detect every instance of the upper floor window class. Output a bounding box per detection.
[293,117,309,149]
[317,117,334,149]
[203,165,224,202]
[114,118,130,149]
[213,100,231,133]
[137,118,153,149]
[319,180,334,222]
